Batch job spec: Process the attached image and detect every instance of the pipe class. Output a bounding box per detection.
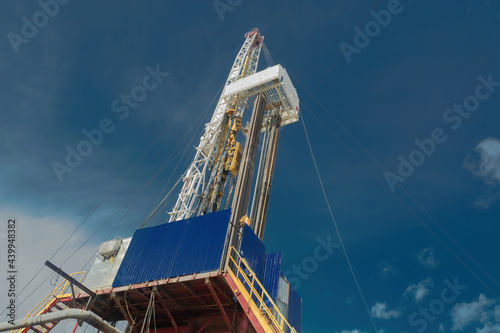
[0,309,121,333]
[221,94,266,270]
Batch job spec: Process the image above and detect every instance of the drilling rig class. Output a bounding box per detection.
[2,28,301,333]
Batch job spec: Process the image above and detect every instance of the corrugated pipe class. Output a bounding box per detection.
[0,309,121,333]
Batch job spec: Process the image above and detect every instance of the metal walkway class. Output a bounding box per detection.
[8,253,297,333]
[225,247,297,333]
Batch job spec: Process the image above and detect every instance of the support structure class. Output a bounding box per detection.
[45,261,96,301]
[155,288,180,333]
[250,110,282,240]
[12,28,301,333]
[224,94,266,264]
[205,278,233,331]
[168,29,263,222]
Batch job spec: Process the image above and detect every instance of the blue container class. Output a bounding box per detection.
[239,224,265,278]
[262,252,282,305]
[112,209,231,287]
[288,286,302,333]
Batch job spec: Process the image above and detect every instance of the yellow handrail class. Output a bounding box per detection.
[10,271,86,333]
[57,271,86,298]
[226,247,297,333]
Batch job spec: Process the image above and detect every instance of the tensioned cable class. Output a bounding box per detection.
[301,112,379,333]
[140,291,155,333]
[269,46,500,297]
[61,136,196,265]
[13,67,229,315]
[288,0,500,293]
[11,135,192,313]
[302,103,499,299]
[11,145,187,314]
[147,77,228,225]
[140,94,221,228]
[148,101,227,227]
[140,176,183,229]
[2,2,384,318]
[297,77,500,293]
[1,47,240,320]
[5,3,384,318]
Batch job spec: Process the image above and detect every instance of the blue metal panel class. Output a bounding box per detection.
[171,211,228,277]
[239,224,265,278]
[262,252,282,306]
[287,286,302,333]
[112,209,231,287]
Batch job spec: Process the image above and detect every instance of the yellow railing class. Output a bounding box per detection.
[227,247,297,333]
[10,271,86,333]
[58,271,86,298]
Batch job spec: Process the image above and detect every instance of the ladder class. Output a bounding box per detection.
[10,272,86,333]
[225,247,297,333]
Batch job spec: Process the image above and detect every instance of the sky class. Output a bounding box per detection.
[0,1,499,333]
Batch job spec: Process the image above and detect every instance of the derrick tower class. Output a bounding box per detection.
[2,28,302,333]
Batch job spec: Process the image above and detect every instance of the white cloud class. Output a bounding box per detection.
[439,323,446,331]
[465,137,500,185]
[382,262,398,277]
[464,137,500,208]
[371,302,402,319]
[474,191,500,209]
[476,323,500,333]
[335,330,366,333]
[0,209,98,332]
[405,277,434,303]
[495,305,500,322]
[417,247,439,268]
[451,294,496,331]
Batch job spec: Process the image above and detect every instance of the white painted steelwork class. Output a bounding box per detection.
[168,28,299,222]
[223,64,299,127]
[168,29,263,222]
[84,237,132,291]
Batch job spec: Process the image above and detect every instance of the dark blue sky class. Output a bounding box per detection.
[1,1,499,333]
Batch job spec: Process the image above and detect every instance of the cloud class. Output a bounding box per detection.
[474,191,500,209]
[0,209,97,331]
[335,330,366,333]
[464,137,500,208]
[371,302,402,319]
[464,137,500,185]
[417,247,439,268]
[451,294,497,331]
[405,277,434,303]
[381,262,398,277]
[476,323,500,333]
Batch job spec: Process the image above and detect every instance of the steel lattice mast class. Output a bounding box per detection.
[168,29,263,222]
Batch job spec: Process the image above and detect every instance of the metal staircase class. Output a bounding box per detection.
[225,247,297,333]
[10,272,86,333]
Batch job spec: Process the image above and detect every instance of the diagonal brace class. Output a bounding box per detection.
[205,278,232,331]
[155,288,180,333]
